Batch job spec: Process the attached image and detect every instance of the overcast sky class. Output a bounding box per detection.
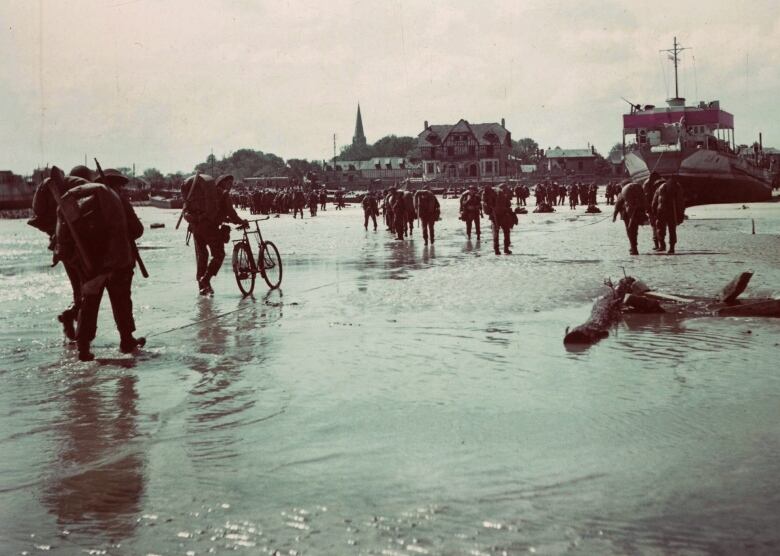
[2,0,779,175]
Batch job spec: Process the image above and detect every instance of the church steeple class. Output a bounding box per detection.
[352,104,366,147]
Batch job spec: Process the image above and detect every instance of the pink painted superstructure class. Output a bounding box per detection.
[621,38,772,206]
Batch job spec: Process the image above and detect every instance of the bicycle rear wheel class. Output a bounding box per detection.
[232,242,255,296]
[259,241,283,289]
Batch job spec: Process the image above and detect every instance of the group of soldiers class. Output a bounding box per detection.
[232,188,348,218]
[28,164,148,361]
[361,183,518,254]
[359,187,441,246]
[29,163,685,361]
[612,173,685,255]
[530,181,605,209]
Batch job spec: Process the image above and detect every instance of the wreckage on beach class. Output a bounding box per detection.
[564,271,780,346]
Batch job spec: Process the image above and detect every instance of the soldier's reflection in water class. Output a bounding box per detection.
[185,294,280,468]
[385,240,418,279]
[42,371,143,541]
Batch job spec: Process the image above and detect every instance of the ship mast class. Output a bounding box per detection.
[661,36,688,101]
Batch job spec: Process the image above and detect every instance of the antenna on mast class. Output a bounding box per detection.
[660,36,689,101]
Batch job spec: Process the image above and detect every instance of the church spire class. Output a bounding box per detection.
[352,104,366,147]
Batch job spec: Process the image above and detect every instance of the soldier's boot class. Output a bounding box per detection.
[658,239,666,252]
[629,241,639,255]
[77,340,94,362]
[198,274,214,295]
[667,242,675,255]
[120,333,146,354]
[503,248,512,255]
[652,238,660,251]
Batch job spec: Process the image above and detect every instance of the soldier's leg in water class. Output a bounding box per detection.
[502,225,511,254]
[76,282,106,361]
[371,214,377,230]
[475,217,480,239]
[650,216,660,249]
[628,217,640,255]
[364,211,369,230]
[206,238,226,278]
[428,220,435,244]
[667,220,677,254]
[58,260,82,340]
[656,219,667,251]
[107,267,145,353]
[492,218,500,254]
[193,233,208,281]
[422,220,429,244]
[466,218,472,238]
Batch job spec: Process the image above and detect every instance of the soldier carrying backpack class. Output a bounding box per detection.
[55,167,146,361]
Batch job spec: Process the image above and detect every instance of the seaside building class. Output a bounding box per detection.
[543,147,597,177]
[417,118,512,179]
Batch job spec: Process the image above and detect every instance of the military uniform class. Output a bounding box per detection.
[184,174,246,295]
[652,179,685,254]
[492,186,515,255]
[613,181,647,255]
[28,166,92,339]
[414,189,440,245]
[362,193,379,230]
[56,169,145,361]
[460,187,481,239]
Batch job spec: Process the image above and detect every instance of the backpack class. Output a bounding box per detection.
[57,183,132,276]
[182,174,219,225]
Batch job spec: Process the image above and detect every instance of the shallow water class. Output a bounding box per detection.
[1,197,779,555]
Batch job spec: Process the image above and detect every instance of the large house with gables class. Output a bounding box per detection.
[417,118,512,179]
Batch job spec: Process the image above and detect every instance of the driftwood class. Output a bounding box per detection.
[564,277,635,344]
[564,271,778,346]
[718,271,753,303]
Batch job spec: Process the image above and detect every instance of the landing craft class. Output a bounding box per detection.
[621,37,773,206]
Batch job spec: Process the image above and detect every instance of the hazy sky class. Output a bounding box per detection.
[2,0,779,175]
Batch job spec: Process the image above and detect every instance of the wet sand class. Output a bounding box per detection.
[1,197,779,555]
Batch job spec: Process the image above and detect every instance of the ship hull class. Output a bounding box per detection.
[624,148,772,207]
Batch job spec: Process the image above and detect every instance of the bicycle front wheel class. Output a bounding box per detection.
[259,241,283,289]
[232,242,256,296]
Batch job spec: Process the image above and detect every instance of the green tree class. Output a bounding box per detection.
[142,167,165,187]
[337,135,417,161]
[512,138,540,163]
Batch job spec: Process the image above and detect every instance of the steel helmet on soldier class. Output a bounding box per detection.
[69,165,94,181]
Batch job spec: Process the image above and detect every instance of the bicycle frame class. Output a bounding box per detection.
[234,217,270,274]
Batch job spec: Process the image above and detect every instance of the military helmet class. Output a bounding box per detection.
[216,174,234,188]
[69,165,94,181]
[95,168,129,186]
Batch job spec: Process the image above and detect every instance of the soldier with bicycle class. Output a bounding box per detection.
[183,173,247,295]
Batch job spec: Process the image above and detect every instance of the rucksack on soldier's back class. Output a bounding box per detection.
[182,174,219,225]
[57,183,132,275]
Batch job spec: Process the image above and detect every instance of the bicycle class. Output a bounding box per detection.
[231,217,283,295]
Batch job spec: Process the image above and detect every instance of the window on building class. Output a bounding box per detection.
[469,145,476,156]
[447,146,454,156]
[426,162,434,174]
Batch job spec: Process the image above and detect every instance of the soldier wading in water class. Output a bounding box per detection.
[491,184,517,255]
[414,188,440,245]
[182,174,247,295]
[55,168,146,361]
[28,165,93,340]
[613,180,647,255]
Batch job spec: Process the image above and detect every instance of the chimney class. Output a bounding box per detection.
[501,117,505,128]
[424,120,429,130]
[591,145,595,154]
